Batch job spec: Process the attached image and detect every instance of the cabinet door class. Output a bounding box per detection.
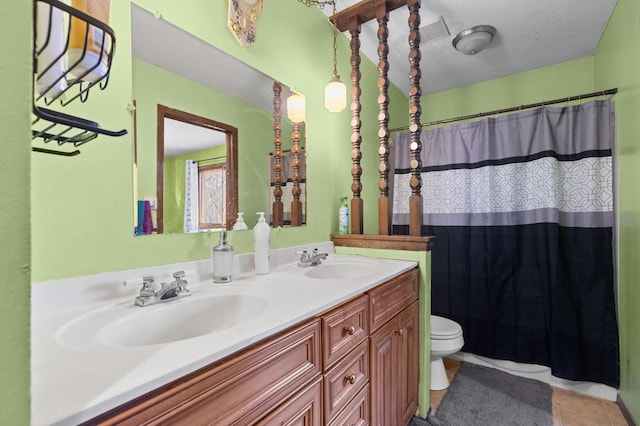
[369,318,398,426]
[256,377,323,426]
[398,301,419,426]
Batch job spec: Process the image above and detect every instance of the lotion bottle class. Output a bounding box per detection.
[253,212,270,274]
[212,229,233,283]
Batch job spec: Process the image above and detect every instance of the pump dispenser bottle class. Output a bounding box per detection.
[232,212,248,230]
[212,229,233,283]
[253,212,271,274]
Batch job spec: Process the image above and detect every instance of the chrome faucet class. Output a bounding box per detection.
[296,248,328,267]
[124,271,191,307]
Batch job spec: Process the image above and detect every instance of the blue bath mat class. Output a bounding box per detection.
[427,362,553,426]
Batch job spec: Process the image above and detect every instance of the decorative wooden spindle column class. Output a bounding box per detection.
[290,122,303,226]
[376,3,391,235]
[407,0,423,236]
[271,82,284,228]
[349,19,364,234]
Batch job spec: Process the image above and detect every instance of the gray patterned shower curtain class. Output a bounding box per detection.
[393,99,619,386]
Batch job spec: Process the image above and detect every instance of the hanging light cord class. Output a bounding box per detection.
[295,0,339,76]
[331,1,338,77]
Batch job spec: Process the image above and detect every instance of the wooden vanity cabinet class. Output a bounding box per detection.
[87,319,322,426]
[255,377,323,426]
[85,268,419,426]
[369,269,420,426]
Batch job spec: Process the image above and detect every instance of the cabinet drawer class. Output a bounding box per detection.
[323,339,369,423]
[256,376,323,426]
[368,268,418,332]
[322,294,368,368]
[328,384,370,426]
[97,319,322,426]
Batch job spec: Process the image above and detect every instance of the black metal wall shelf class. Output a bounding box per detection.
[32,0,127,156]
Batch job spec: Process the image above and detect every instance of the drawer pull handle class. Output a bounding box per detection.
[345,374,356,384]
[344,325,356,335]
[394,328,404,335]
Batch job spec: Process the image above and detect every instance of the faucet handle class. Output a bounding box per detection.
[123,276,155,299]
[123,276,154,287]
[172,270,190,296]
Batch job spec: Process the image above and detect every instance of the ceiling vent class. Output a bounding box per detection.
[420,16,450,43]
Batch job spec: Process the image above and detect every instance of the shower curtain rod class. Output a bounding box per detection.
[195,155,225,163]
[389,88,618,133]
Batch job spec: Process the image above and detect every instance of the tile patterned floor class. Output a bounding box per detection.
[430,358,629,426]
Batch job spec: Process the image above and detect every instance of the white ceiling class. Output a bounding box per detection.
[163,118,226,158]
[322,0,617,94]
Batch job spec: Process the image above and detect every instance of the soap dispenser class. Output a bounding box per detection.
[253,212,271,274]
[212,229,233,283]
[232,212,248,230]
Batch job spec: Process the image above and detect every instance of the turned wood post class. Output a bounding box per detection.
[349,18,364,234]
[290,122,303,226]
[407,0,423,236]
[271,82,284,228]
[376,3,391,235]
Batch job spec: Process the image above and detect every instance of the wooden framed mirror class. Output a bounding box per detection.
[156,105,238,233]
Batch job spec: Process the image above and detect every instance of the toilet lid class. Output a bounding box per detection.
[431,315,463,340]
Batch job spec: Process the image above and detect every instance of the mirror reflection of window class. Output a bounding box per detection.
[199,163,226,229]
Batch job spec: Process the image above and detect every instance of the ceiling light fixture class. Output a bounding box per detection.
[297,0,346,113]
[452,25,496,55]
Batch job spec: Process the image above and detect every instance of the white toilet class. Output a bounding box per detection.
[430,315,464,390]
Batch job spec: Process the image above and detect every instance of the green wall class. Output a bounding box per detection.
[594,0,640,419]
[422,56,594,121]
[1,1,31,423]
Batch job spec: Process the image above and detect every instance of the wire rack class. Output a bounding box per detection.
[32,0,127,156]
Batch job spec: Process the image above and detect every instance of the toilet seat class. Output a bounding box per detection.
[431,315,463,340]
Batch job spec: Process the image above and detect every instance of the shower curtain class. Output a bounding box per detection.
[393,99,619,387]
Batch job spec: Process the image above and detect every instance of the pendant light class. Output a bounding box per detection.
[324,1,346,113]
[287,92,306,123]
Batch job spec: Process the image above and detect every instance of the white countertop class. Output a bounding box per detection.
[31,243,417,426]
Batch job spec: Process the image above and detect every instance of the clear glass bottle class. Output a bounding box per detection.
[213,229,233,283]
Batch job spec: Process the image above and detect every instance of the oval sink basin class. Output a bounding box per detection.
[98,293,268,347]
[303,263,376,280]
[56,286,282,348]
[287,256,383,280]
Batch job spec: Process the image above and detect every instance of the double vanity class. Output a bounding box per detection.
[31,242,420,425]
